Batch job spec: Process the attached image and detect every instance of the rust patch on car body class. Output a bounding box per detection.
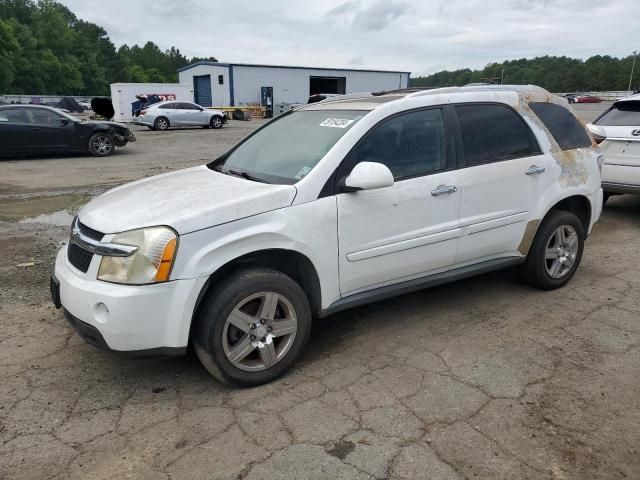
[517,219,541,255]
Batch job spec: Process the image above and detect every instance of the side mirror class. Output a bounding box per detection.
[344,162,394,192]
[60,119,70,126]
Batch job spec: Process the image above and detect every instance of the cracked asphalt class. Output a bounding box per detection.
[1,104,639,480]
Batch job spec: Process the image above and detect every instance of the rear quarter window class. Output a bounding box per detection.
[529,102,592,150]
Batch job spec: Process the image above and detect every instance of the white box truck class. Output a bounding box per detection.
[109,83,194,122]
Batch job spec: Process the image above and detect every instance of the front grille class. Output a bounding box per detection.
[78,221,104,241]
[67,243,93,273]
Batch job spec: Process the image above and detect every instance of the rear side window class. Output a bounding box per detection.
[594,102,640,126]
[456,104,539,166]
[529,102,591,150]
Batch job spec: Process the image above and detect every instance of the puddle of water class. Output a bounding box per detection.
[0,194,91,224]
[19,210,76,227]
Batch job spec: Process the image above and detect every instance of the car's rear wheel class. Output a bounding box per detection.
[210,115,223,129]
[193,268,312,386]
[519,210,585,290]
[154,117,170,130]
[603,192,611,205]
[88,133,114,157]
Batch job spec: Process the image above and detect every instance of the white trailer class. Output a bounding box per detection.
[109,83,194,122]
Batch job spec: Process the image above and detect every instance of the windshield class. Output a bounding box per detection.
[594,102,640,126]
[211,110,367,184]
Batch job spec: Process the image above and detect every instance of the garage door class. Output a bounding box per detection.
[194,75,212,107]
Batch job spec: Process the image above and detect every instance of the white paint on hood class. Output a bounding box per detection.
[79,165,297,234]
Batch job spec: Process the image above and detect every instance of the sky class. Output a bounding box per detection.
[59,0,639,76]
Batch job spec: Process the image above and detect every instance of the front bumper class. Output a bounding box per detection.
[53,245,207,354]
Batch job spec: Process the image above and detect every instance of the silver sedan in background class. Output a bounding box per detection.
[133,101,226,130]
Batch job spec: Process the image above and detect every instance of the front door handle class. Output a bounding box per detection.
[431,185,457,196]
[525,165,545,175]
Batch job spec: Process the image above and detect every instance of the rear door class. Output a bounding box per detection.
[0,108,33,155]
[454,103,551,265]
[337,107,462,295]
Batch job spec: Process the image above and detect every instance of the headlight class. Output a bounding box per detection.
[98,226,178,285]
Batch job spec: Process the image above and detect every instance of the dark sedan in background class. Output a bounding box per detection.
[0,105,135,157]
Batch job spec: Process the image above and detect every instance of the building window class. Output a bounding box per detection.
[218,75,224,85]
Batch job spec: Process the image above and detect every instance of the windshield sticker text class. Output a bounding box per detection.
[319,118,355,129]
[294,166,312,180]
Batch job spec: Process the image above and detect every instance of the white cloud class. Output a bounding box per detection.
[59,0,639,76]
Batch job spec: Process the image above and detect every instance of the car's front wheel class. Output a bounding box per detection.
[519,210,585,290]
[193,268,312,386]
[88,133,114,157]
[210,115,223,129]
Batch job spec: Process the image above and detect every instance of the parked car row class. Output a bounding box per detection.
[565,93,602,103]
[0,100,227,157]
[51,85,606,386]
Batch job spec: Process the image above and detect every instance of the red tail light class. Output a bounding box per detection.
[139,110,147,116]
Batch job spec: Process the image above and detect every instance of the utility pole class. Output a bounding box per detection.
[629,50,638,92]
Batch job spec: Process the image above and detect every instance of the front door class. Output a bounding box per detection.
[453,103,552,264]
[24,108,75,152]
[337,107,462,295]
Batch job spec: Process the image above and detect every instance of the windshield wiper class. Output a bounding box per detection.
[215,165,269,183]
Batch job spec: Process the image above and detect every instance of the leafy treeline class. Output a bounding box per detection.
[0,0,216,95]
[411,55,638,92]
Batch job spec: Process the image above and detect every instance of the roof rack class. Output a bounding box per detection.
[371,87,436,96]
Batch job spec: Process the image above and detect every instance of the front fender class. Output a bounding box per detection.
[171,198,340,309]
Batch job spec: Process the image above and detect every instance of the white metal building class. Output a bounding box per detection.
[177,61,411,108]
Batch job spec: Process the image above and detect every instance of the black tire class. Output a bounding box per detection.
[154,116,170,130]
[602,192,611,205]
[88,132,114,157]
[518,210,585,290]
[210,115,223,129]
[193,268,312,387]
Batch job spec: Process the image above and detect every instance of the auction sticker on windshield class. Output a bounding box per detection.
[319,118,355,128]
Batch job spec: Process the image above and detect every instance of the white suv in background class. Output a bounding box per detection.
[51,85,603,386]
[588,94,640,202]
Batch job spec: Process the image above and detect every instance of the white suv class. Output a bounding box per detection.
[51,85,603,386]
[587,94,640,202]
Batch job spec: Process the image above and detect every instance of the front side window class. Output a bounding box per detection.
[211,110,367,184]
[456,104,539,166]
[346,108,447,180]
[25,108,64,125]
[594,102,640,127]
[529,102,591,150]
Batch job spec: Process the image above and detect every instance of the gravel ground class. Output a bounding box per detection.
[2,103,639,480]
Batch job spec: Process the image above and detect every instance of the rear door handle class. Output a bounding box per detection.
[525,165,545,175]
[431,185,457,196]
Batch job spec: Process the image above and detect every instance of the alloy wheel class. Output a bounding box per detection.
[222,292,298,372]
[545,225,579,279]
[92,135,113,155]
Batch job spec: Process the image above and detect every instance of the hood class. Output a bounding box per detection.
[83,120,129,130]
[79,166,297,235]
